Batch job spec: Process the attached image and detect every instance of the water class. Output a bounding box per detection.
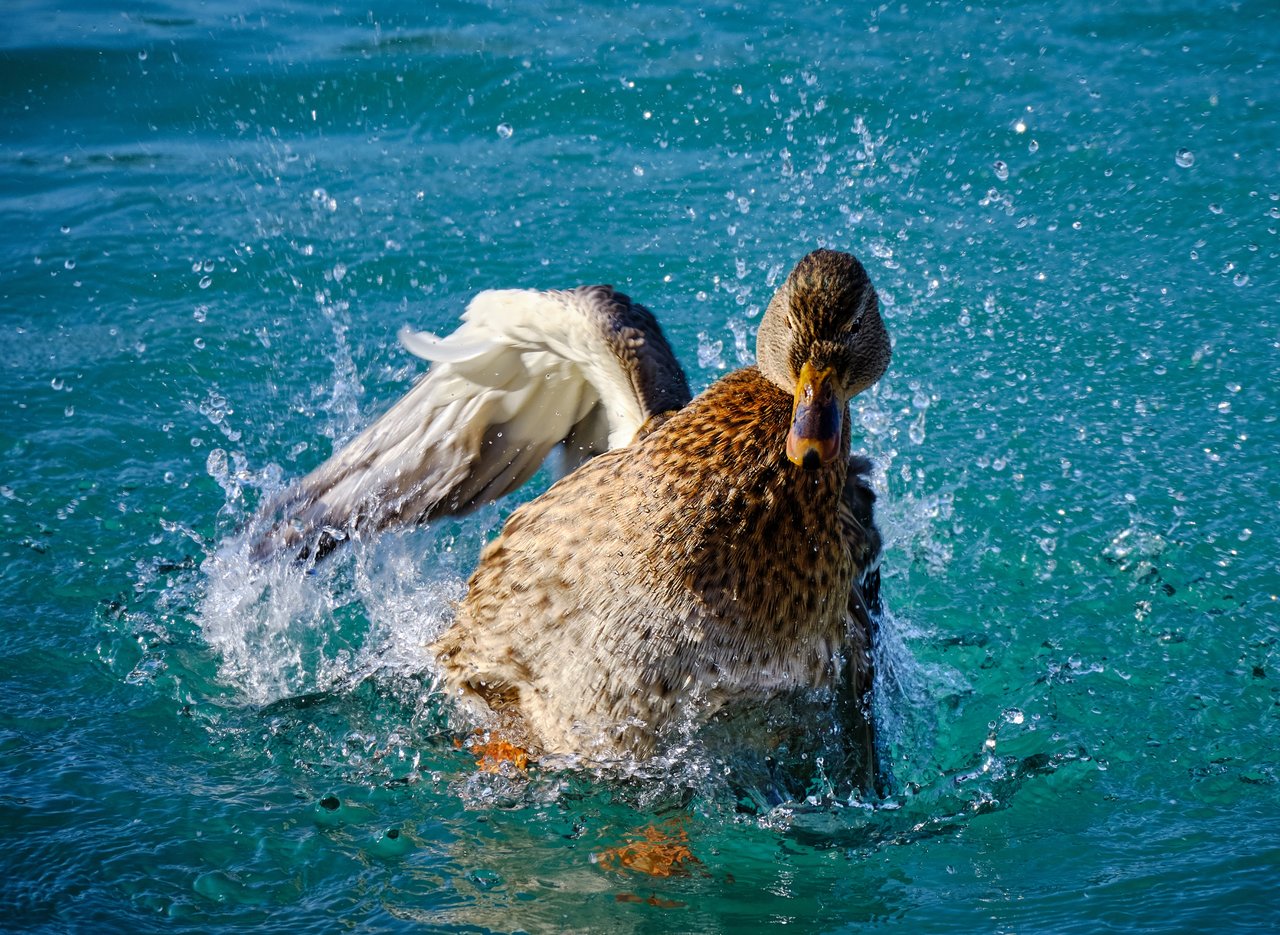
[3,0,1278,930]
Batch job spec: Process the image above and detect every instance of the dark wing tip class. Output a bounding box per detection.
[571,285,692,419]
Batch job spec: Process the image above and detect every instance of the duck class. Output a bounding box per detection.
[252,248,891,787]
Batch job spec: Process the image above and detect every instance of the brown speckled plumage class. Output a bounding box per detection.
[432,249,891,765]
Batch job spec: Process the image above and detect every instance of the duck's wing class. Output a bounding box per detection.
[838,453,885,793]
[250,285,690,560]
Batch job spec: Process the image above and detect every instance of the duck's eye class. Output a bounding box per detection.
[841,318,862,336]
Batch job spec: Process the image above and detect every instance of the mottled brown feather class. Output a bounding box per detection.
[435,244,890,772]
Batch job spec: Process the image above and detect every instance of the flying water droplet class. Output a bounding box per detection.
[993,160,1009,181]
[1175,148,1194,168]
[495,123,513,139]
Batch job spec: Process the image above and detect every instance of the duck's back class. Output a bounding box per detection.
[434,367,867,758]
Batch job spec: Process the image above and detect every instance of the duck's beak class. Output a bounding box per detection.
[786,362,842,470]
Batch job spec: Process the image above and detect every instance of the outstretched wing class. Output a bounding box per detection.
[251,285,690,560]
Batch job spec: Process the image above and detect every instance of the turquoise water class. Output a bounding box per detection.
[3,0,1278,930]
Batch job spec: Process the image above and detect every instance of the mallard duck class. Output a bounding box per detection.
[253,249,891,783]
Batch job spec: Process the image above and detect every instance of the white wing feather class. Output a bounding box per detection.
[251,286,688,559]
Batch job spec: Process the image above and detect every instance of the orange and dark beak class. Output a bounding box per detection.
[786,362,843,470]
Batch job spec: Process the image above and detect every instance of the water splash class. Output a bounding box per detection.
[198,527,460,707]
[872,604,968,787]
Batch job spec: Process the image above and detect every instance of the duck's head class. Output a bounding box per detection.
[756,249,891,470]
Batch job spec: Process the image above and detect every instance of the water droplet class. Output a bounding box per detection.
[696,331,724,369]
[1233,272,1249,287]
[993,160,1009,181]
[198,276,212,289]
[1028,139,1039,153]
[632,165,645,177]
[1175,148,1194,168]
[496,123,513,139]
[50,377,65,391]
[138,49,148,61]
[206,448,228,478]
[64,259,76,270]
[194,337,206,349]
[1209,203,1223,215]
[60,225,71,234]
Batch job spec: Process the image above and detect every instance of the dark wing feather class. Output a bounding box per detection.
[838,452,884,794]
[250,285,689,560]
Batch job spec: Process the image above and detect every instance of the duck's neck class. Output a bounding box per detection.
[637,367,850,534]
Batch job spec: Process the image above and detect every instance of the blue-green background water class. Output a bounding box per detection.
[3,1,1278,931]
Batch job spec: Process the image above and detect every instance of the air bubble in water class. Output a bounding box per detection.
[1175,148,1194,168]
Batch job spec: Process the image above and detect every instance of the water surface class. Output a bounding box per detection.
[3,1,1278,931]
